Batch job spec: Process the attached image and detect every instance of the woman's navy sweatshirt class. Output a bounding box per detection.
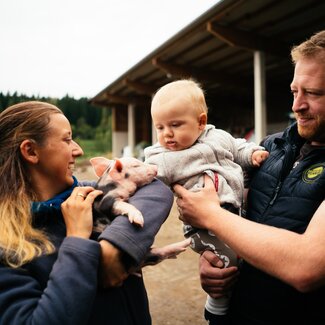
[0,179,173,325]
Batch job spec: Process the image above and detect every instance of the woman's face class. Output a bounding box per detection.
[33,113,83,199]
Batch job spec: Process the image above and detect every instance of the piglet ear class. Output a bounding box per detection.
[114,159,123,173]
[108,159,123,177]
[89,157,113,177]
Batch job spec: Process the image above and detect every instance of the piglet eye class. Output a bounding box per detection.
[125,172,129,179]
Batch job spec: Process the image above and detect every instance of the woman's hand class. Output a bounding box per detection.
[61,186,103,239]
[173,174,220,229]
[200,250,239,298]
[99,240,129,288]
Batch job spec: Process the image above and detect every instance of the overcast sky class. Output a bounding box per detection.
[0,0,218,99]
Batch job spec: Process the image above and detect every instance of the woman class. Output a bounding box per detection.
[0,101,174,324]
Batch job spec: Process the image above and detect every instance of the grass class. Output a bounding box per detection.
[76,139,111,167]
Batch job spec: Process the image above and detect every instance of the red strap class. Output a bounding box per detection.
[214,172,219,192]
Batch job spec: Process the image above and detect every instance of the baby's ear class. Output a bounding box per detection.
[90,157,113,177]
[198,112,207,129]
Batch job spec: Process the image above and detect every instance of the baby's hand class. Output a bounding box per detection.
[252,150,269,167]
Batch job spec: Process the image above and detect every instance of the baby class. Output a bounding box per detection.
[144,79,269,319]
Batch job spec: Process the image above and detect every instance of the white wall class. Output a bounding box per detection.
[112,131,128,158]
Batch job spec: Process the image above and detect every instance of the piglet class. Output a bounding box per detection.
[90,156,190,268]
[91,156,157,230]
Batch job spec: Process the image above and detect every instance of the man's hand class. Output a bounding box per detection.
[99,240,129,288]
[174,175,220,230]
[200,250,239,299]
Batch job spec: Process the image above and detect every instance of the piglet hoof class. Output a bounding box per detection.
[128,211,144,227]
[147,238,191,265]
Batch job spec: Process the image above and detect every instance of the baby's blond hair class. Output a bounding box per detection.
[152,79,208,115]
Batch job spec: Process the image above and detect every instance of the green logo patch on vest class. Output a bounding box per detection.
[302,164,324,183]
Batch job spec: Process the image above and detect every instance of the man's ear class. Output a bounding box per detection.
[198,113,207,130]
[20,139,39,164]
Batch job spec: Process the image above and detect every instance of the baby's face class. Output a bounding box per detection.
[151,96,205,151]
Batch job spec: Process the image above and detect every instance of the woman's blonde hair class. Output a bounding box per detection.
[0,101,63,267]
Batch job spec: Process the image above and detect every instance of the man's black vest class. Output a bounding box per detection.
[229,123,325,324]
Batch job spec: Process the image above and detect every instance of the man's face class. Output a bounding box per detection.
[290,57,325,145]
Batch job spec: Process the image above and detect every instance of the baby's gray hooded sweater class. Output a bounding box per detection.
[144,124,263,208]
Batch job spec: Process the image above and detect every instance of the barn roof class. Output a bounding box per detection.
[91,0,325,129]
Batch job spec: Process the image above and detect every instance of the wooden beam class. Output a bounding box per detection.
[100,93,150,106]
[207,22,289,58]
[152,57,250,89]
[152,57,192,78]
[89,99,110,108]
[123,78,157,95]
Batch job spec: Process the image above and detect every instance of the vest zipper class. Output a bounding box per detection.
[269,181,282,206]
[268,144,297,207]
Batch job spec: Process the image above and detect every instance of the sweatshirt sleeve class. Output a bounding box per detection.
[98,178,174,265]
[0,237,100,325]
[233,137,264,167]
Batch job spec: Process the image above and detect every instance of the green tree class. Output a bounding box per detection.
[95,108,112,152]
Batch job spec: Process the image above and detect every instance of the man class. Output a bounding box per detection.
[174,30,325,324]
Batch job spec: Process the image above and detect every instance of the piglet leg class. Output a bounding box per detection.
[143,238,191,266]
[112,200,144,227]
[130,238,191,277]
